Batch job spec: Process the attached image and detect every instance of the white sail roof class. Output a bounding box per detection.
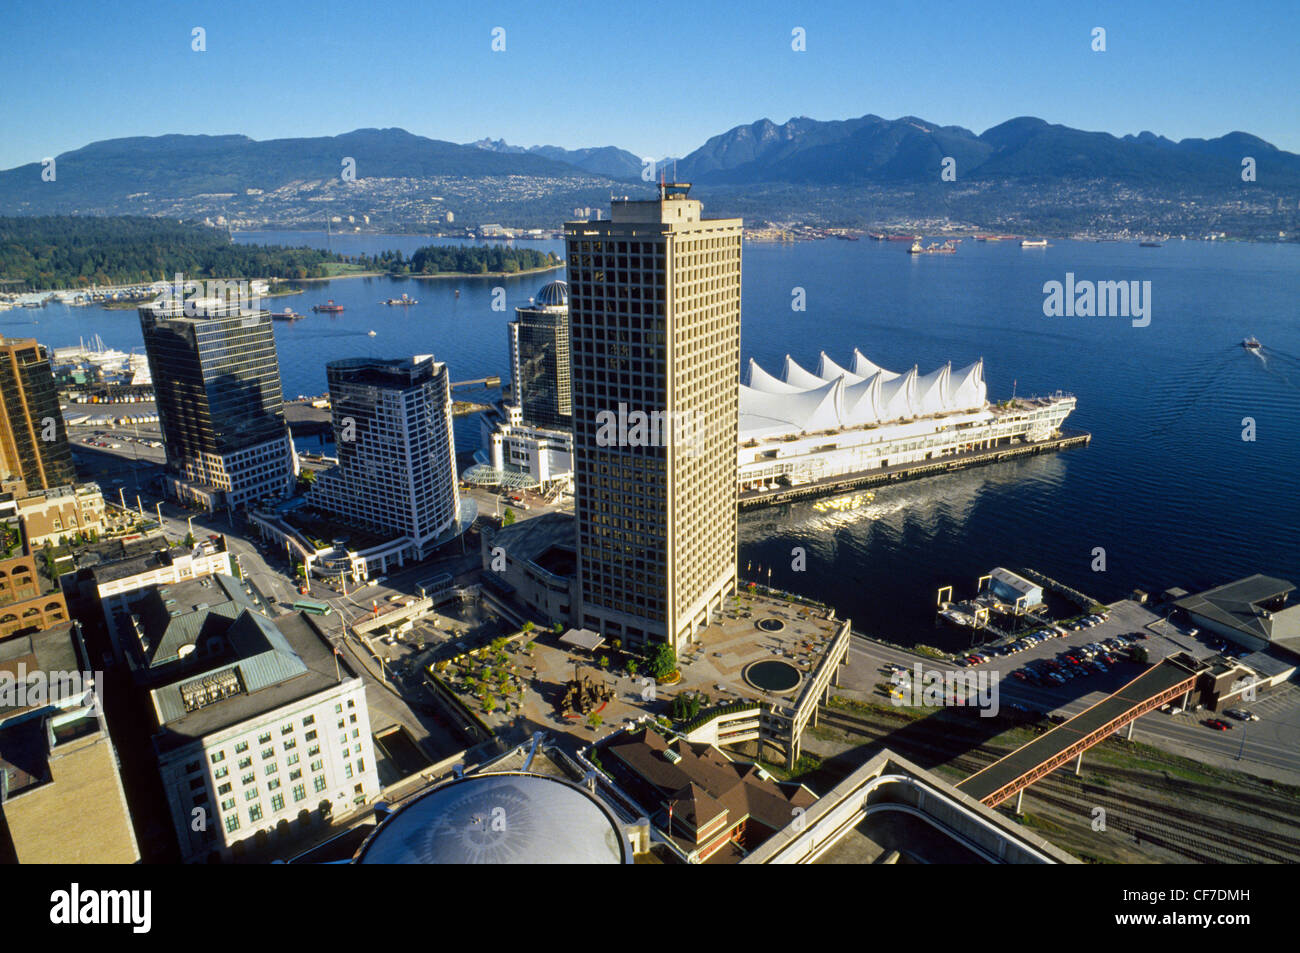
[739,350,988,440]
[817,352,866,384]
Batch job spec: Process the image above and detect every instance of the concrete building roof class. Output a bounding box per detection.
[0,622,85,718]
[1174,574,1298,644]
[483,511,576,567]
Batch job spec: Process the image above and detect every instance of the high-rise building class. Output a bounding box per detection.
[509,280,572,430]
[0,337,75,496]
[308,356,460,558]
[139,299,296,509]
[564,184,742,651]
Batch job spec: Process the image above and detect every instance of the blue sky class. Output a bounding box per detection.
[2,0,1297,169]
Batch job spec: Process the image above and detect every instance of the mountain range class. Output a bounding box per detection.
[1,115,1296,233]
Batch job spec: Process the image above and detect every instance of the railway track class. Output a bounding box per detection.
[816,703,1300,863]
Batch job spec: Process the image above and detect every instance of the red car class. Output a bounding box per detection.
[1204,719,1232,731]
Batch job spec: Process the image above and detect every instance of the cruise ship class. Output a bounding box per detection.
[738,350,1076,492]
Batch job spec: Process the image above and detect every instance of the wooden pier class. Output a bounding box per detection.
[739,429,1091,510]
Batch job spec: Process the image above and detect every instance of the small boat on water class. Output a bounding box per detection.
[382,294,418,306]
[367,330,377,337]
[270,307,303,321]
[454,289,461,298]
[312,299,344,313]
[1242,336,1261,349]
[813,490,875,513]
[1020,239,1048,248]
[1139,241,1163,247]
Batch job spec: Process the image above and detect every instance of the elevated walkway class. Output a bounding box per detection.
[956,657,1202,806]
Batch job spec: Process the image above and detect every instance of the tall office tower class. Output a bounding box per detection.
[308,356,460,556]
[0,337,75,495]
[565,183,742,651]
[139,299,296,509]
[509,280,572,429]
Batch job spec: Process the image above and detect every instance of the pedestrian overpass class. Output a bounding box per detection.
[956,656,1202,807]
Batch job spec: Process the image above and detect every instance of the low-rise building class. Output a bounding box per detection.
[0,550,68,641]
[118,574,380,862]
[479,512,578,627]
[597,726,816,864]
[0,621,140,864]
[16,483,105,548]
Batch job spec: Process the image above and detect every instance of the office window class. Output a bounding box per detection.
[241,772,255,786]
[245,788,259,802]
[290,768,302,781]
[310,759,323,772]
[308,745,320,757]
[286,753,299,766]
[218,782,232,795]
[283,739,296,752]
[193,793,208,807]
[305,730,317,742]
[261,747,275,761]
[210,751,225,764]
[225,815,240,833]
[235,741,248,753]
[258,732,271,744]
[238,757,252,769]
[349,714,357,724]
[302,715,315,727]
[313,776,327,792]
[185,760,201,773]
[271,794,284,812]
[351,729,359,740]
[356,758,365,774]
[337,720,345,730]
[221,797,236,811]
[264,763,279,777]
[353,743,361,754]
[248,804,263,823]
[334,704,342,714]
[293,784,306,803]
[347,700,354,709]
[268,778,281,791]
[214,766,228,779]
[345,763,353,779]
[189,778,205,791]
[281,723,293,736]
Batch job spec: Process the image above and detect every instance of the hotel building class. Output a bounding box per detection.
[565,183,741,651]
[308,356,461,560]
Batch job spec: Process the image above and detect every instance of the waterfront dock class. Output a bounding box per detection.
[739,428,1091,510]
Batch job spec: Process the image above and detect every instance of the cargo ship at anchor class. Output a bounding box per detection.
[312,299,344,313]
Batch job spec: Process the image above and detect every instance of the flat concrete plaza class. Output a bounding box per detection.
[427,589,846,742]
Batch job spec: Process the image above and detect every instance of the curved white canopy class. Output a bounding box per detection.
[740,351,987,439]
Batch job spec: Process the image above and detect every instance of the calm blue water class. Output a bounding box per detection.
[12,232,1298,646]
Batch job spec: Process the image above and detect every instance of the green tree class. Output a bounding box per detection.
[521,620,535,633]
[597,654,609,670]
[626,659,638,678]
[647,643,677,681]
[502,508,515,526]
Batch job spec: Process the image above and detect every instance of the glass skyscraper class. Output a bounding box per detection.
[139,300,295,509]
[0,337,75,495]
[509,280,572,430]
